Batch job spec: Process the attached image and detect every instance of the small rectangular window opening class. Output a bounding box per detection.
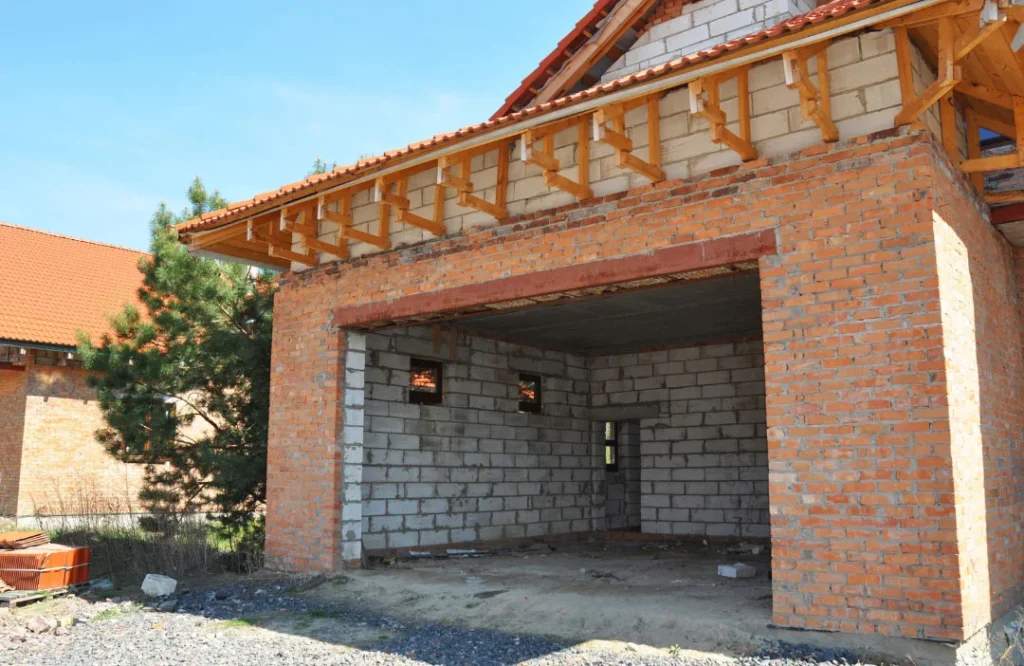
[518,373,542,414]
[409,358,444,405]
[604,421,619,471]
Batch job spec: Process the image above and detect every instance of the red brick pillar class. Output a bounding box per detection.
[759,135,962,641]
[264,278,348,572]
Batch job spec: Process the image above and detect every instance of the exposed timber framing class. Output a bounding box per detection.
[592,94,665,182]
[961,95,1024,172]
[247,217,317,267]
[280,203,349,260]
[374,175,446,236]
[783,43,838,142]
[322,186,390,250]
[437,140,511,220]
[894,17,961,126]
[878,0,985,28]
[689,68,758,161]
[986,190,1024,203]
[521,120,593,200]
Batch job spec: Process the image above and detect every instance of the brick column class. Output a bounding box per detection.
[760,135,960,641]
[265,280,348,572]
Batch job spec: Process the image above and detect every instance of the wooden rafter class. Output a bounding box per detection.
[374,176,446,236]
[689,69,757,161]
[593,94,665,182]
[894,17,962,126]
[531,0,659,107]
[961,95,1024,172]
[957,80,1014,108]
[436,140,510,220]
[783,43,838,142]
[521,121,592,200]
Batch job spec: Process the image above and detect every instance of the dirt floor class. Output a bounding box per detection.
[307,541,961,665]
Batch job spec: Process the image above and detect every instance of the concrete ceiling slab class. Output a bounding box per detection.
[455,271,763,354]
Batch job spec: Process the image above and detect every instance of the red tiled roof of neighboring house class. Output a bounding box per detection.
[0,223,148,348]
[177,0,887,237]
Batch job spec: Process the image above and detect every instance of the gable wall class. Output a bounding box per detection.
[601,0,817,83]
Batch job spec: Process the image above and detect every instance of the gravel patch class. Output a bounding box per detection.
[0,579,880,666]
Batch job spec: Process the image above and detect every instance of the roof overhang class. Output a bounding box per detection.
[178,0,1024,268]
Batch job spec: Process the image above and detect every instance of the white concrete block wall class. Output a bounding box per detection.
[295,33,911,270]
[590,341,769,538]
[360,326,600,552]
[601,0,816,83]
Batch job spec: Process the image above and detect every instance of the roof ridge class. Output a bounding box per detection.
[0,222,150,255]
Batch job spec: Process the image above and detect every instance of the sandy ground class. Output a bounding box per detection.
[306,541,959,665]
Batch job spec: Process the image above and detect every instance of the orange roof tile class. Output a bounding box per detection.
[176,0,889,238]
[0,223,148,348]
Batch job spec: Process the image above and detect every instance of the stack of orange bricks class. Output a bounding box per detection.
[0,531,90,591]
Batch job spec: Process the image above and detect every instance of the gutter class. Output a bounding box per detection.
[189,0,947,245]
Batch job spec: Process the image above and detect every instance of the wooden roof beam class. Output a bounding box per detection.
[689,72,758,162]
[783,45,839,142]
[593,94,665,182]
[522,122,592,200]
[894,17,961,125]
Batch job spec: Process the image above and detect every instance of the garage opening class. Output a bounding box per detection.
[359,270,770,621]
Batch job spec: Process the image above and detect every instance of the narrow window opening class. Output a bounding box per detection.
[518,373,542,414]
[409,358,444,405]
[604,421,619,471]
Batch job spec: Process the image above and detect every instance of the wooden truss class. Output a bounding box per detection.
[247,213,316,267]
[783,43,838,142]
[689,68,757,162]
[281,202,348,260]
[437,141,510,220]
[521,118,592,200]
[592,95,664,182]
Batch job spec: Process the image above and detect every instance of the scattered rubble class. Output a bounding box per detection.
[141,574,177,597]
[717,563,756,579]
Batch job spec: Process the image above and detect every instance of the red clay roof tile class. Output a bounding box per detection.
[0,223,147,348]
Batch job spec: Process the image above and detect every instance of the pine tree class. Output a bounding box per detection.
[308,156,337,176]
[78,177,275,531]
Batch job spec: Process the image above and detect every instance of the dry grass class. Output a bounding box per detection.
[25,477,262,587]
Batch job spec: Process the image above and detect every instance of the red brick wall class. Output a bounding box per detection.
[933,159,1024,634]
[635,0,687,38]
[265,128,1018,641]
[16,362,146,517]
[0,369,27,516]
[265,289,348,572]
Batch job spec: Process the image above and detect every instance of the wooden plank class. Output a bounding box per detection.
[955,17,1008,61]
[960,152,1023,172]
[894,75,960,125]
[577,120,590,196]
[966,109,984,190]
[647,94,662,169]
[878,0,985,28]
[974,111,1016,139]
[894,26,915,108]
[941,92,959,158]
[986,190,1024,203]
[737,69,751,144]
[340,225,391,249]
[495,139,510,212]
[957,80,1015,107]
[532,0,660,106]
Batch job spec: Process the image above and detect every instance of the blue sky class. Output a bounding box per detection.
[0,1,592,250]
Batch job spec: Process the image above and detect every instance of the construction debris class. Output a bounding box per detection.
[0,532,50,550]
[141,574,177,597]
[717,563,756,579]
